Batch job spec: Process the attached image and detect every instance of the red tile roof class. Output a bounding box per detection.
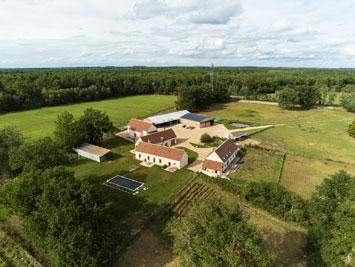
[202,160,223,171]
[140,129,176,144]
[128,118,153,133]
[135,142,185,161]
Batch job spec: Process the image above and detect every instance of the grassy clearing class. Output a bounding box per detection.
[189,141,220,148]
[176,147,198,164]
[228,148,283,183]
[71,136,194,234]
[0,95,177,140]
[281,155,355,198]
[201,101,355,163]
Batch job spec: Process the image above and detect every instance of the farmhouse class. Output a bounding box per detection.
[74,143,111,162]
[136,129,177,147]
[135,142,188,169]
[127,118,157,138]
[180,113,214,128]
[145,110,190,127]
[200,139,239,177]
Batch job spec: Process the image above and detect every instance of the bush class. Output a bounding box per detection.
[200,133,212,143]
[347,120,355,138]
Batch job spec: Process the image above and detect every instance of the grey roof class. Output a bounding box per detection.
[148,110,190,125]
[181,113,213,122]
[231,123,250,128]
[233,133,246,138]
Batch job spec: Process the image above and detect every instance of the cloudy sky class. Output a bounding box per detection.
[1,0,355,68]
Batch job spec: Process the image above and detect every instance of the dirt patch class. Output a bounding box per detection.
[114,229,179,267]
[238,139,261,146]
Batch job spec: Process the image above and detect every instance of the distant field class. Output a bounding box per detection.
[201,101,355,163]
[281,155,355,198]
[229,148,282,183]
[0,95,177,140]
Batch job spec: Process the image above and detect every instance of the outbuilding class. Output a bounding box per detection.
[75,143,111,162]
[145,110,190,127]
[180,113,214,128]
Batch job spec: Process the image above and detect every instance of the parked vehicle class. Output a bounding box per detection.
[238,160,244,164]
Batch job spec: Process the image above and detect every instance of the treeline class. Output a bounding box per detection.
[1,67,355,112]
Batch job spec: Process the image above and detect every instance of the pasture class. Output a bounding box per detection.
[228,148,283,183]
[0,95,177,140]
[280,155,355,198]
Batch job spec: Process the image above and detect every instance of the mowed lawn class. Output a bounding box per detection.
[0,95,177,140]
[201,101,355,163]
[228,148,282,183]
[281,155,355,199]
[70,136,193,234]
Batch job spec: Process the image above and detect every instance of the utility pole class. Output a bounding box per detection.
[210,63,214,91]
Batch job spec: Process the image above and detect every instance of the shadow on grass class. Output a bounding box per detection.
[260,226,307,266]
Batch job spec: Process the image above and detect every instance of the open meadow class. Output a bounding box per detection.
[201,101,355,196]
[281,155,355,198]
[0,95,177,140]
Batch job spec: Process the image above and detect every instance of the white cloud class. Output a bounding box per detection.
[0,0,355,67]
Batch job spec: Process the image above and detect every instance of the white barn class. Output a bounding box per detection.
[75,143,111,162]
[135,142,188,169]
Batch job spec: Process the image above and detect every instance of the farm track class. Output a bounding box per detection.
[161,182,215,222]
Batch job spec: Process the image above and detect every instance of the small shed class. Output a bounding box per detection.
[75,143,111,162]
[232,133,247,141]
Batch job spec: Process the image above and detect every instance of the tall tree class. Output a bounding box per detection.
[0,127,23,177]
[276,87,299,109]
[9,137,68,173]
[168,197,274,267]
[78,108,116,144]
[0,167,111,267]
[348,119,355,138]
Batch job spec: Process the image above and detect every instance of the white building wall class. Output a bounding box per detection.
[75,149,101,162]
[206,152,223,162]
[135,137,177,147]
[135,152,187,169]
[199,169,221,177]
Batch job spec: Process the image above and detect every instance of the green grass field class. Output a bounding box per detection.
[176,147,198,164]
[228,148,283,183]
[281,155,355,198]
[201,102,355,162]
[71,136,194,234]
[0,95,177,140]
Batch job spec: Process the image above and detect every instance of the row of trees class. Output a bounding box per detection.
[0,108,116,266]
[276,85,321,109]
[1,67,355,112]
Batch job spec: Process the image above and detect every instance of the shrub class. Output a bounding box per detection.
[200,133,212,143]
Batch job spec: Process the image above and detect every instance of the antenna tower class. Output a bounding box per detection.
[210,63,214,91]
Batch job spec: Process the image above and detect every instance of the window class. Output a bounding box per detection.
[159,159,162,163]
[138,154,141,158]
[148,156,150,160]
[153,157,155,163]
[168,162,171,166]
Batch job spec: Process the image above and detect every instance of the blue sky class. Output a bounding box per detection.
[1,0,355,68]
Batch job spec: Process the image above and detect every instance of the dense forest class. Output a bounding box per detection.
[1,67,355,112]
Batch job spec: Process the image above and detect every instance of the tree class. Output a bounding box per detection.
[168,198,274,267]
[200,133,212,143]
[0,167,111,266]
[276,87,299,109]
[348,120,355,138]
[8,137,68,173]
[341,93,355,112]
[297,85,321,108]
[78,108,116,144]
[54,111,82,152]
[306,170,355,266]
[0,127,23,177]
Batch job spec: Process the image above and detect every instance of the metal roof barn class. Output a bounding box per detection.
[148,110,190,125]
[180,113,211,122]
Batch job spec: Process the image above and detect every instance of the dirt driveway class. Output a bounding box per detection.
[160,124,231,172]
